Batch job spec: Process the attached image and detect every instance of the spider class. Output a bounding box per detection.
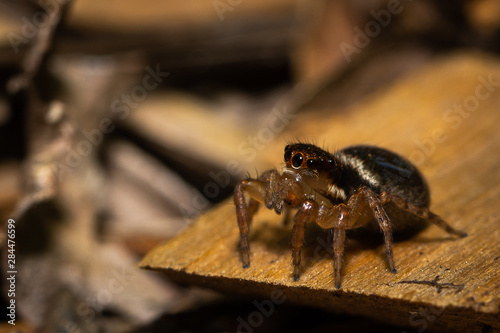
[234,143,467,289]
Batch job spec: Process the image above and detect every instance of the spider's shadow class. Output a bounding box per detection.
[240,214,456,277]
[245,220,389,275]
[248,220,292,255]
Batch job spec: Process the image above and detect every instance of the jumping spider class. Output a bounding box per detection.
[234,143,467,289]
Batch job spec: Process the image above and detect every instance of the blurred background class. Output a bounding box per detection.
[0,0,499,332]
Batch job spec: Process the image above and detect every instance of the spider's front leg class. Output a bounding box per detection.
[234,169,281,268]
[332,205,350,289]
[291,200,318,280]
[314,204,350,289]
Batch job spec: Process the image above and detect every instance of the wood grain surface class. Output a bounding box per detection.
[140,53,500,332]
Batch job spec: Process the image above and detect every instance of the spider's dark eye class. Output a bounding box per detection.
[329,159,336,167]
[306,159,316,169]
[284,149,293,162]
[291,153,303,168]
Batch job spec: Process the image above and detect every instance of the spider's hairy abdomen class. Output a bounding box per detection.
[334,145,430,208]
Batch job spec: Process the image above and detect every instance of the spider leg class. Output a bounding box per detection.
[291,200,318,281]
[428,212,467,237]
[379,192,467,237]
[234,181,254,268]
[315,204,350,288]
[234,169,283,268]
[234,177,269,268]
[247,198,260,221]
[262,169,280,210]
[353,187,398,273]
[332,204,349,289]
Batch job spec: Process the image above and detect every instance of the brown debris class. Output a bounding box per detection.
[397,275,465,294]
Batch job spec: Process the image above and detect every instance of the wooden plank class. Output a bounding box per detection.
[140,53,500,332]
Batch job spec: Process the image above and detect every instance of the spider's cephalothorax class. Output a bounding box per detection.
[234,143,467,288]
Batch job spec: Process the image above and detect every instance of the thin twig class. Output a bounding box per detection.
[397,275,464,294]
